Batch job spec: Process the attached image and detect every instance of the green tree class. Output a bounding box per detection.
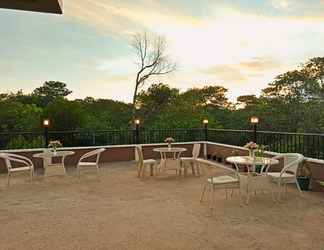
[44,99,85,131]
[33,81,72,106]
[136,83,179,125]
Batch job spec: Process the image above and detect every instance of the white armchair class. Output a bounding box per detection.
[0,153,34,186]
[77,148,106,180]
[265,153,304,200]
[136,145,157,178]
[199,159,241,207]
[180,143,201,176]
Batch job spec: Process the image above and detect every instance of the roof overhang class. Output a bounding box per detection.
[0,0,63,14]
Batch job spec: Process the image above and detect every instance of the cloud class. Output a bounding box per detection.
[199,57,283,83]
[64,0,204,37]
[238,57,282,72]
[200,65,247,82]
[271,0,292,10]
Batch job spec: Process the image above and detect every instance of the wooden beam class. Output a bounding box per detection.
[0,0,63,14]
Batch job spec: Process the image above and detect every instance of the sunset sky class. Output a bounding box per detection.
[1,0,324,102]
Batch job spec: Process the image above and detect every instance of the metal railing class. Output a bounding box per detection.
[1,128,324,160]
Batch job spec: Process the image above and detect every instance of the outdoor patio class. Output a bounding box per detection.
[1,160,323,250]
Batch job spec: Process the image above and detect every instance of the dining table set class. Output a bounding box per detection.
[153,146,187,173]
[226,155,280,204]
[33,149,75,177]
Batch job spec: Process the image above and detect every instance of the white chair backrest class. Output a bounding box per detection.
[135,146,144,165]
[198,159,240,181]
[274,153,304,176]
[79,148,106,164]
[192,143,201,159]
[0,153,33,170]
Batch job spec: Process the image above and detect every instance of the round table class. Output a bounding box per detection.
[153,147,187,174]
[226,156,279,173]
[33,150,75,176]
[226,156,279,204]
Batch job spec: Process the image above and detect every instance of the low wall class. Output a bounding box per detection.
[1,141,323,191]
[0,142,204,172]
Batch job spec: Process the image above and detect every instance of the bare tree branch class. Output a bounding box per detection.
[131,32,177,112]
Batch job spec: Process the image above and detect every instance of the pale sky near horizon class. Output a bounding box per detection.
[1,0,324,103]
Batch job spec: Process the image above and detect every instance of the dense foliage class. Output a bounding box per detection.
[1,57,324,135]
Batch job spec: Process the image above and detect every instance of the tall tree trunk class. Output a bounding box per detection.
[133,73,140,118]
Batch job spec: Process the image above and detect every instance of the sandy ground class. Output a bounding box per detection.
[0,161,324,250]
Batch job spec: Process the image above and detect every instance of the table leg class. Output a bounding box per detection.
[62,156,67,175]
[150,164,154,176]
[44,157,50,177]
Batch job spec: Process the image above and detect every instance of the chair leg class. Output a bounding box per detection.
[277,181,282,201]
[78,167,81,180]
[184,165,188,177]
[225,189,228,200]
[295,179,303,197]
[246,181,251,205]
[7,172,10,187]
[97,166,100,181]
[150,164,154,176]
[141,164,145,178]
[284,183,288,198]
[137,164,142,178]
[200,183,207,203]
[238,187,242,206]
[30,170,33,184]
[190,162,195,175]
[271,182,277,202]
[210,185,216,210]
[196,163,201,176]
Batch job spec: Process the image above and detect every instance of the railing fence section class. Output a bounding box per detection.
[1,128,324,160]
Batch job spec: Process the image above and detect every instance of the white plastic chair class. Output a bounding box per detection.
[77,148,106,180]
[180,143,201,176]
[0,153,34,186]
[199,159,241,207]
[265,153,304,200]
[136,145,157,178]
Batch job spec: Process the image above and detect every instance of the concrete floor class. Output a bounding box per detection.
[0,161,323,250]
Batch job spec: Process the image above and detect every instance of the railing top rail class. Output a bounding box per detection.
[208,128,324,136]
[0,128,206,135]
[1,128,324,137]
[0,129,134,135]
[208,128,252,133]
[257,130,324,136]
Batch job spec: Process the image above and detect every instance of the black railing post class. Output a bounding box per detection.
[203,119,208,141]
[250,116,259,143]
[136,124,140,144]
[134,119,140,144]
[43,119,50,148]
[44,127,49,148]
[92,132,96,146]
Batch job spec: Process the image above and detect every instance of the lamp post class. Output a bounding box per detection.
[250,116,259,143]
[203,119,208,142]
[43,119,50,148]
[202,119,209,159]
[134,118,140,144]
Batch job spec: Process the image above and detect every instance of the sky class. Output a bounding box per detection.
[1,0,324,103]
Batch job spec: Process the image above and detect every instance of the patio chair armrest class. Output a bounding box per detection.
[78,148,105,164]
[264,155,283,173]
[8,157,33,169]
[260,165,267,174]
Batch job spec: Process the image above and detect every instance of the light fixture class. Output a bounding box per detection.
[203,119,209,124]
[134,119,140,125]
[43,119,50,127]
[250,116,259,124]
